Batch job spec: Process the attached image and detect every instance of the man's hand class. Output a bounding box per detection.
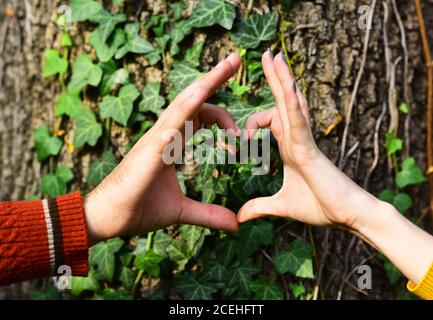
[238,51,380,231]
[84,53,241,245]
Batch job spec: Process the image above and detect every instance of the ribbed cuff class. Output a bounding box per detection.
[407,262,433,300]
[0,192,89,286]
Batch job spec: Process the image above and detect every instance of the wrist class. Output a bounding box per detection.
[83,192,106,246]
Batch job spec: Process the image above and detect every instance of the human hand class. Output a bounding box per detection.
[237,51,381,231]
[84,54,241,245]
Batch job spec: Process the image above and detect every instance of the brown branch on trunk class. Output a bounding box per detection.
[415,0,433,221]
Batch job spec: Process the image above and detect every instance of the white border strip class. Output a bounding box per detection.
[42,199,56,274]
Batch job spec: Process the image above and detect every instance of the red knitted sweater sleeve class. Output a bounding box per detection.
[0,191,89,286]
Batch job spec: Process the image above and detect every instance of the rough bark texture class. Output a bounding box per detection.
[0,0,432,299]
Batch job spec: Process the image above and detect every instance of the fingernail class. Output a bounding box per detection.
[226,53,237,64]
[267,47,274,59]
[279,51,287,65]
[292,80,297,93]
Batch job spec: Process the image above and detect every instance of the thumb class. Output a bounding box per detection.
[237,196,275,223]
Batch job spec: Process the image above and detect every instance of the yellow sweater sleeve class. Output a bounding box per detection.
[407,262,433,300]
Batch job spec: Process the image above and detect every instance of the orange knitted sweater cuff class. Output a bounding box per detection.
[0,191,89,286]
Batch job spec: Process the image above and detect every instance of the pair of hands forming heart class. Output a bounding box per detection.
[84,51,380,245]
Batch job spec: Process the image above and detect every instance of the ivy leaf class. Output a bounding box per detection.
[186,0,236,30]
[55,91,83,117]
[171,2,186,20]
[40,165,74,198]
[115,22,155,59]
[153,230,173,258]
[34,125,63,161]
[177,273,217,300]
[231,12,277,48]
[60,32,73,47]
[71,0,103,22]
[385,132,402,156]
[119,267,135,291]
[291,283,306,298]
[166,238,191,270]
[225,259,260,293]
[274,239,315,279]
[90,238,124,281]
[184,41,205,67]
[68,54,103,93]
[139,82,165,116]
[230,80,250,97]
[400,102,409,114]
[236,221,273,258]
[384,261,402,285]
[134,250,163,277]
[100,84,140,126]
[99,61,130,96]
[168,62,201,92]
[202,259,228,286]
[378,189,413,214]
[87,151,118,186]
[228,100,272,127]
[43,49,68,78]
[396,157,426,188]
[90,28,126,62]
[249,276,284,300]
[92,11,126,43]
[180,225,211,257]
[70,271,100,296]
[74,108,103,148]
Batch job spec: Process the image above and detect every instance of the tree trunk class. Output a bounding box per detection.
[0,0,432,299]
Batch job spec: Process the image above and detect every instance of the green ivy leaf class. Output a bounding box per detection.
[236,221,273,258]
[90,28,126,62]
[231,12,277,48]
[74,108,103,148]
[202,259,227,287]
[115,22,155,59]
[90,237,124,281]
[177,273,217,300]
[166,238,191,271]
[71,0,103,22]
[168,62,201,92]
[400,102,409,114]
[34,125,63,161]
[385,132,403,156]
[55,91,83,117]
[378,189,413,214]
[139,82,165,116]
[43,49,68,78]
[60,32,73,47]
[225,259,260,293]
[228,100,272,127]
[171,2,187,20]
[291,283,306,298]
[40,165,74,198]
[396,157,426,188]
[153,230,173,258]
[230,80,250,97]
[274,239,315,279]
[184,41,205,67]
[99,61,130,96]
[186,0,236,30]
[87,151,118,186]
[134,250,163,277]
[180,225,211,257]
[384,261,402,285]
[71,271,100,296]
[249,276,284,300]
[92,11,126,43]
[100,84,140,126]
[68,54,103,93]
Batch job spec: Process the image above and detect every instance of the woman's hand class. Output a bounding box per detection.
[84,53,241,245]
[238,51,381,231]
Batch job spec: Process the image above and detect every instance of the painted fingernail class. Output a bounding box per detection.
[279,51,287,65]
[267,47,274,59]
